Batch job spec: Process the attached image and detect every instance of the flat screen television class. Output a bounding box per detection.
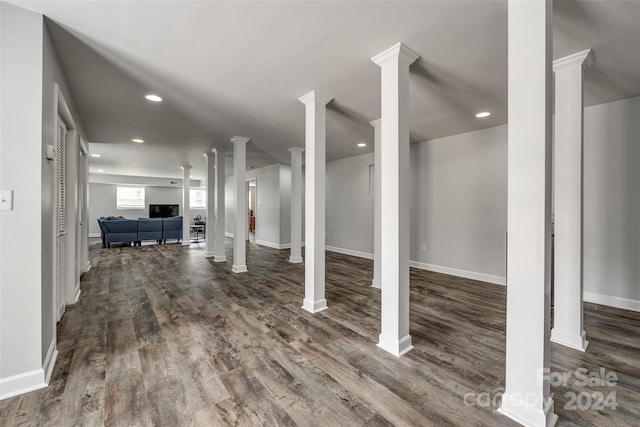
[149,204,179,218]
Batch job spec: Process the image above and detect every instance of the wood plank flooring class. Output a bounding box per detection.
[1,239,639,426]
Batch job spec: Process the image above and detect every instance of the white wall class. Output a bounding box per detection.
[279,164,292,245]
[410,126,508,282]
[325,129,508,284]
[88,183,205,235]
[1,4,88,399]
[583,96,640,308]
[0,3,45,395]
[325,97,640,309]
[225,163,291,248]
[326,153,375,256]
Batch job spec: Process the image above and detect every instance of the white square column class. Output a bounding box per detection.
[213,148,227,262]
[370,119,382,289]
[372,43,419,357]
[289,147,304,264]
[551,49,594,352]
[231,136,249,273]
[499,1,557,426]
[181,165,192,246]
[204,151,216,257]
[299,90,333,314]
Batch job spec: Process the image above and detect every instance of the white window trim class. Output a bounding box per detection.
[117,186,146,209]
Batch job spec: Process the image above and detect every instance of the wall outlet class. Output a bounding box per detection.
[0,190,13,211]
[421,243,427,252]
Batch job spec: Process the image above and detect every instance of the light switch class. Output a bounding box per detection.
[0,190,13,211]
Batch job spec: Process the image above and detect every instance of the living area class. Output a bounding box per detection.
[90,178,206,247]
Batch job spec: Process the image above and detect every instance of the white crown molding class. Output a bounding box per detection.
[230,136,250,144]
[371,42,420,67]
[369,118,382,127]
[298,90,333,106]
[553,49,594,72]
[288,147,305,153]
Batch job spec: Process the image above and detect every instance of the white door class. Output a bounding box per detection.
[55,115,68,321]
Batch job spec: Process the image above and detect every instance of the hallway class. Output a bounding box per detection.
[0,239,638,426]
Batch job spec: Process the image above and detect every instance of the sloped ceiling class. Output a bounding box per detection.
[11,1,640,181]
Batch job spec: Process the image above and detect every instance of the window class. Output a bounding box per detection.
[117,186,145,208]
[190,188,206,209]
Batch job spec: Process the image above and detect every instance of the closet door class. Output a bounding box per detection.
[55,115,68,321]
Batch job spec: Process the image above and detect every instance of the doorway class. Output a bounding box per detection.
[247,179,257,241]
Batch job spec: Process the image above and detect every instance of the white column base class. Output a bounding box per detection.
[204,251,216,258]
[550,329,589,352]
[83,262,91,273]
[371,279,381,289]
[302,298,328,314]
[181,241,191,246]
[377,333,413,357]
[231,264,248,273]
[499,392,558,427]
[289,256,303,264]
[214,256,227,263]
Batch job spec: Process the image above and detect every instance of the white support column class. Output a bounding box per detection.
[299,90,332,314]
[231,136,249,273]
[551,49,594,352]
[499,1,557,426]
[372,43,419,357]
[204,151,216,257]
[289,147,304,263]
[182,165,192,246]
[370,119,382,289]
[214,148,227,262]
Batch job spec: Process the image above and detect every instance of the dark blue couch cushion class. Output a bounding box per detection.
[138,218,163,241]
[162,216,183,242]
[102,219,138,245]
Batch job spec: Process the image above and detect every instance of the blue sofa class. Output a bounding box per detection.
[99,217,138,248]
[137,218,164,245]
[97,216,183,247]
[162,216,183,244]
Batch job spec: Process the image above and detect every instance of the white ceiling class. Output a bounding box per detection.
[11,0,640,182]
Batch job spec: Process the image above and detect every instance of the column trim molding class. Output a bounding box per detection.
[553,49,594,71]
[371,42,420,67]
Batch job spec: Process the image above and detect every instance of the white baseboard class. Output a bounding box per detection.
[584,291,640,313]
[74,287,81,304]
[278,243,291,249]
[324,246,505,286]
[410,260,506,286]
[89,232,101,238]
[83,261,91,273]
[0,368,46,401]
[43,339,58,383]
[326,246,373,260]
[255,239,281,249]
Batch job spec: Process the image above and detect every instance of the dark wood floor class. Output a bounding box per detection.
[1,239,639,426]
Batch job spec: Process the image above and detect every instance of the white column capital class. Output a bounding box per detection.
[231,136,250,145]
[213,146,226,154]
[299,91,333,106]
[181,165,192,170]
[371,42,420,67]
[369,119,382,128]
[553,49,594,72]
[205,151,215,158]
[288,147,305,153]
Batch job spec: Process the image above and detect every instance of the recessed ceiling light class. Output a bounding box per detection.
[145,94,163,102]
[96,169,104,172]
[90,154,101,158]
[357,143,367,147]
[132,138,144,143]
[476,111,491,118]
